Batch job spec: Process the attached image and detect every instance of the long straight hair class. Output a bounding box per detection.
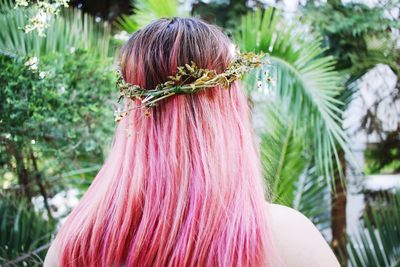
[55,17,275,267]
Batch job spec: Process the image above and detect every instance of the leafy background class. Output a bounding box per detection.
[0,0,399,266]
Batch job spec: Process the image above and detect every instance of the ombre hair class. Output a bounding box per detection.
[55,17,276,267]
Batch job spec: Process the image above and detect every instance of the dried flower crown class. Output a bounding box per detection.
[115,51,268,122]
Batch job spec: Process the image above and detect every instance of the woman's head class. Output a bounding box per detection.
[119,17,233,90]
[56,17,276,267]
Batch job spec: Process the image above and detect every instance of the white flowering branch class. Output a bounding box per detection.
[15,0,70,37]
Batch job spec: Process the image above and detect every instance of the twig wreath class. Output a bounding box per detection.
[115,51,269,122]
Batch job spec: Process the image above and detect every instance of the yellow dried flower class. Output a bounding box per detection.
[114,51,269,121]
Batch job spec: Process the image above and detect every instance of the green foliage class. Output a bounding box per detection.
[0,0,116,198]
[191,0,256,31]
[115,0,189,33]
[236,8,348,183]
[347,191,400,267]
[304,2,399,38]
[0,2,112,59]
[294,166,331,231]
[0,196,55,266]
[257,101,331,230]
[0,50,115,194]
[364,138,400,175]
[303,1,400,79]
[259,101,308,205]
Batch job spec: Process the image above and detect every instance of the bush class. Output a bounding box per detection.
[0,49,116,205]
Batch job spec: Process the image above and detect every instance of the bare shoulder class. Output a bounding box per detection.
[267,203,341,267]
[43,240,60,267]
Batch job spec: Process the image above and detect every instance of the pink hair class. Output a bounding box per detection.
[55,17,276,266]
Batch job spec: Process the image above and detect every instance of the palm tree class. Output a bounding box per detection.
[235,8,349,232]
[304,1,400,263]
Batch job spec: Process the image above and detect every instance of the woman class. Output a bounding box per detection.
[45,17,340,267]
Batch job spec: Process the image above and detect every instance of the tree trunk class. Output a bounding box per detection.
[2,138,32,201]
[30,147,53,220]
[331,149,348,266]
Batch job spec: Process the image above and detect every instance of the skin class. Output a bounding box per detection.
[267,203,341,267]
[44,203,341,267]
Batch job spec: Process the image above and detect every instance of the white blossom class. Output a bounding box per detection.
[15,0,29,8]
[39,71,47,79]
[16,0,70,37]
[24,10,50,37]
[37,1,57,14]
[25,57,39,71]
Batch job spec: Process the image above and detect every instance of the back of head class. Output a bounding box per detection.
[55,17,274,267]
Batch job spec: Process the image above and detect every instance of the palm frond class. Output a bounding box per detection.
[114,14,139,33]
[294,166,331,231]
[257,100,330,230]
[347,191,400,267]
[258,100,307,206]
[236,8,350,184]
[0,196,55,266]
[0,2,111,59]
[114,0,189,33]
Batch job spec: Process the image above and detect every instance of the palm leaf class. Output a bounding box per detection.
[294,166,331,231]
[236,8,349,184]
[114,0,189,33]
[0,2,111,59]
[0,196,55,266]
[114,14,139,33]
[347,191,400,267]
[256,100,331,230]
[257,100,307,205]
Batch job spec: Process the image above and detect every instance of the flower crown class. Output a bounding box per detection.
[115,51,268,122]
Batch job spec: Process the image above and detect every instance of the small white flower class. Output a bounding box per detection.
[25,56,38,66]
[31,139,36,144]
[16,0,70,37]
[24,10,50,37]
[15,0,29,8]
[37,1,57,14]
[57,0,70,7]
[25,57,39,71]
[69,46,76,53]
[39,71,47,79]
